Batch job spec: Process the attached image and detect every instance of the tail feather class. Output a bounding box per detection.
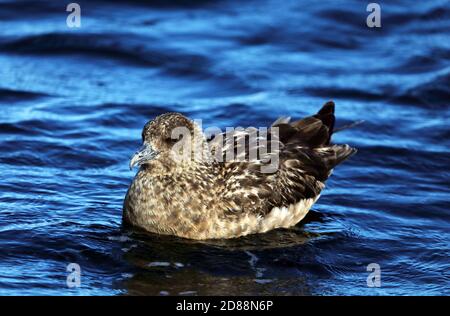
[290,101,335,146]
[314,101,335,143]
[317,144,357,169]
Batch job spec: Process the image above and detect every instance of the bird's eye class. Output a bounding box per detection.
[165,137,177,143]
[166,134,183,144]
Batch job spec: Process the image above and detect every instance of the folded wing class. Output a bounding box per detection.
[208,101,356,216]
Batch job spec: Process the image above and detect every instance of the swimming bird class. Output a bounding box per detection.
[123,101,356,239]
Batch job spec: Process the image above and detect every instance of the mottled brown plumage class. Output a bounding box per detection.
[123,101,356,239]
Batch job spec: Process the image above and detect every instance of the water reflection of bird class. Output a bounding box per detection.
[123,101,356,239]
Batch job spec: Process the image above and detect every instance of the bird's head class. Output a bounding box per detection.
[129,112,207,170]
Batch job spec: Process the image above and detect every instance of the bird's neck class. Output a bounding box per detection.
[143,152,215,178]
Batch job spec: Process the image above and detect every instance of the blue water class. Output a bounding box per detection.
[0,0,449,295]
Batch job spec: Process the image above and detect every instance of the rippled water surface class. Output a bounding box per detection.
[0,0,449,295]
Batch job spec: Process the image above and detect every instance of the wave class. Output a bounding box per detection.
[0,88,50,101]
[298,72,450,108]
[1,32,212,76]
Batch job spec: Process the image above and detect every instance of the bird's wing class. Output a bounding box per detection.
[209,101,356,216]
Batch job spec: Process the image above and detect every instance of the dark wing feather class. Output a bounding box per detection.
[209,101,356,216]
[280,100,335,147]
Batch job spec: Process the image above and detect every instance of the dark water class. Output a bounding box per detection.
[0,0,449,295]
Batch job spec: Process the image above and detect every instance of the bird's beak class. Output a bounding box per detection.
[129,143,159,170]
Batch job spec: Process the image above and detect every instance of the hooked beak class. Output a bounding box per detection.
[129,143,159,170]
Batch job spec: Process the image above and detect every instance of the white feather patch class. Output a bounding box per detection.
[212,196,319,239]
[259,196,318,233]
